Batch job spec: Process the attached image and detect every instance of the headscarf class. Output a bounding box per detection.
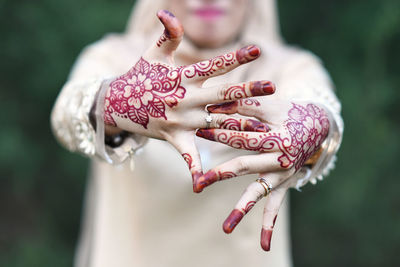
[126,0,283,46]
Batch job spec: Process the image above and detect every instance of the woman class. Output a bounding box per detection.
[51,0,343,266]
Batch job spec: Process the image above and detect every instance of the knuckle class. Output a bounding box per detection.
[212,115,225,128]
[217,85,228,100]
[235,157,250,175]
[164,115,180,128]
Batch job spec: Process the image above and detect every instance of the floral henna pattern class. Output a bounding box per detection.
[196,103,330,190]
[104,58,186,128]
[200,103,329,171]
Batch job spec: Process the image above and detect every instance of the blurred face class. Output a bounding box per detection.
[167,0,251,48]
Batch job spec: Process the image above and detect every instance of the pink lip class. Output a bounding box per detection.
[193,7,225,21]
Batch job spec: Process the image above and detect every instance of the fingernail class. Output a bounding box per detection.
[247,45,260,56]
[195,129,216,141]
[261,228,273,251]
[250,81,275,96]
[236,45,261,64]
[195,170,218,192]
[192,171,203,193]
[244,119,270,132]
[207,102,237,113]
[162,9,175,17]
[223,209,244,234]
[262,81,275,94]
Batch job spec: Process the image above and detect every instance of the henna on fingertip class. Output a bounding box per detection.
[223,209,244,234]
[222,81,275,101]
[236,45,261,64]
[196,128,217,141]
[261,216,277,251]
[260,228,273,251]
[181,153,204,192]
[156,10,183,39]
[193,169,237,192]
[223,199,256,234]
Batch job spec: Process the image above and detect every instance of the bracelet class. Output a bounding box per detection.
[304,147,323,166]
[105,131,129,148]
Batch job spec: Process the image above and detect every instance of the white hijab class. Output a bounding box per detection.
[126,0,283,46]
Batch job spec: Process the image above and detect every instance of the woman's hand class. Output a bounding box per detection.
[194,99,330,250]
[103,10,275,188]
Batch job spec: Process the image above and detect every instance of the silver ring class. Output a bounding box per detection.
[205,112,213,128]
[256,178,272,197]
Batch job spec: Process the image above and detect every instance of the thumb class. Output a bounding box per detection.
[152,10,184,60]
[169,133,204,193]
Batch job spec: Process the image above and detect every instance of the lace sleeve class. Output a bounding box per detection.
[276,51,344,189]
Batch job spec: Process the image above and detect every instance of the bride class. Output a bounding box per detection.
[51,0,343,266]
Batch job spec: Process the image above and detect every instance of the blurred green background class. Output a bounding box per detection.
[0,0,399,266]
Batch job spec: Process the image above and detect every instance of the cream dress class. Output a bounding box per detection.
[51,1,343,266]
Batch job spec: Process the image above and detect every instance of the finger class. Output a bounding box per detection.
[195,80,275,105]
[194,153,285,192]
[181,45,261,82]
[223,174,280,234]
[196,128,283,153]
[169,133,203,192]
[153,10,184,58]
[223,182,264,233]
[260,186,288,251]
[200,113,270,132]
[207,99,264,120]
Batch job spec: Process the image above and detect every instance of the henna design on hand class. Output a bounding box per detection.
[105,46,262,130]
[199,103,329,171]
[223,81,275,100]
[196,103,330,190]
[104,58,186,128]
[236,45,261,64]
[261,228,273,251]
[223,197,262,234]
[156,10,180,47]
[223,201,255,234]
[181,45,260,79]
[207,98,260,113]
[182,153,203,190]
[242,99,261,107]
[260,215,277,251]
[220,118,269,132]
[182,153,194,170]
[156,33,169,47]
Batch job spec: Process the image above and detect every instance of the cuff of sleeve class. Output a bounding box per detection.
[294,102,343,190]
[93,79,148,165]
